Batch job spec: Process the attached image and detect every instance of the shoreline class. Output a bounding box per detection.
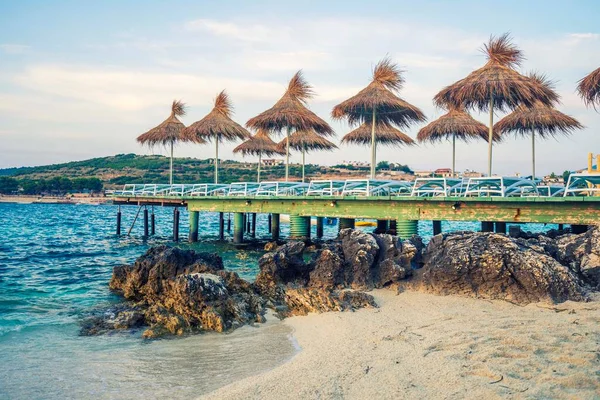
[0,195,111,205]
[201,289,600,400]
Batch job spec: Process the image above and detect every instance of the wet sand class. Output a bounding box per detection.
[202,289,600,400]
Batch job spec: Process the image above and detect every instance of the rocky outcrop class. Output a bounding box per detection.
[555,227,600,289]
[409,232,588,305]
[83,246,264,338]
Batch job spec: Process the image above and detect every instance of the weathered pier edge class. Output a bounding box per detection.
[112,194,600,243]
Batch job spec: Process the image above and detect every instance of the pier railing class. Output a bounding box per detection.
[112,174,600,199]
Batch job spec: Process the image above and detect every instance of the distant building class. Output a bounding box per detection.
[414,170,433,178]
[434,168,453,177]
[262,159,284,166]
[462,169,484,178]
[341,161,370,168]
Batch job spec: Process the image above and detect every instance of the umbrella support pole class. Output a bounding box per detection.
[487,96,494,177]
[316,216,324,239]
[215,140,219,184]
[452,133,456,177]
[285,127,291,182]
[258,153,261,182]
[233,212,244,243]
[189,211,199,243]
[271,213,280,241]
[302,146,306,183]
[370,109,377,179]
[170,141,174,185]
[532,131,536,180]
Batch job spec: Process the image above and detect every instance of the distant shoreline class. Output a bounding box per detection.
[0,195,111,205]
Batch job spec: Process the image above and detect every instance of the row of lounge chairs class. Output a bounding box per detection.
[112,173,600,199]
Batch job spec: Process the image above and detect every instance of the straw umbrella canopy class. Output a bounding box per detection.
[183,91,251,184]
[495,74,583,179]
[434,33,559,176]
[276,130,338,182]
[137,100,194,185]
[577,67,600,110]
[246,71,334,181]
[332,58,426,178]
[417,107,499,176]
[233,129,285,182]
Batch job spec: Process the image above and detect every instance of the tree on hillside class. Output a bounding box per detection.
[377,161,390,170]
[0,177,18,194]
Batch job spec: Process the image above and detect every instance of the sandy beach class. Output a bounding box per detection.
[202,289,600,400]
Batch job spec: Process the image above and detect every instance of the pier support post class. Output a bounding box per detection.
[173,208,180,242]
[151,207,155,236]
[396,219,418,239]
[388,220,397,235]
[290,215,311,240]
[481,221,494,232]
[571,224,588,234]
[271,213,280,241]
[375,219,388,234]
[233,212,244,244]
[188,210,199,242]
[251,213,257,238]
[227,213,231,233]
[143,207,149,238]
[218,212,225,240]
[495,222,507,234]
[268,214,272,233]
[339,218,355,231]
[316,217,324,239]
[116,206,121,235]
[432,220,442,236]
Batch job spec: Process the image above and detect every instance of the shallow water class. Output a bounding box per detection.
[0,203,557,399]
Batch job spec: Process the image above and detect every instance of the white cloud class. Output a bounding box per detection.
[184,19,279,42]
[0,44,30,54]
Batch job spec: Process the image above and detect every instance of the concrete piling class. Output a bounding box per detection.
[151,207,155,235]
[173,208,180,242]
[233,212,244,243]
[481,221,494,232]
[271,213,280,241]
[339,218,355,231]
[189,210,199,243]
[116,206,122,235]
[316,216,324,239]
[219,212,225,240]
[251,213,257,238]
[397,219,418,239]
[375,219,388,234]
[290,215,311,240]
[143,207,149,238]
[432,220,442,236]
[495,221,507,234]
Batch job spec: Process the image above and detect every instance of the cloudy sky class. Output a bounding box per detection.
[1,0,599,175]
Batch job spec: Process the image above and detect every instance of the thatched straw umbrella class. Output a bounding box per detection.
[332,58,426,178]
[417,107,499,176]
[137,100,193,185]
[434,33,559,176]
[276,130,337,182]
[577,67,600,110]
[183,91,251,184]
[246,71,334,181]
[233,129,285,182]
[495,74,583,179]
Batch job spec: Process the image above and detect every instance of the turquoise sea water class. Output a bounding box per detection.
[0,203,557,399]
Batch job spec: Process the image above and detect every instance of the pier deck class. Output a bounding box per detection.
[112,195,600,225]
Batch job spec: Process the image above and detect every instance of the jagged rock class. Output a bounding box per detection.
[373,234,414,287]
[264,241,278,252]
[94,246,263,338]
[339,229,380,289]
[281,286,376,317]
[308,246,345,290]
[555,227,600,289]
[254,241,310,298]
[411,232,587,305]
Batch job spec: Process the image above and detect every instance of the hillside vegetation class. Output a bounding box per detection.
[0,154,413,194]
